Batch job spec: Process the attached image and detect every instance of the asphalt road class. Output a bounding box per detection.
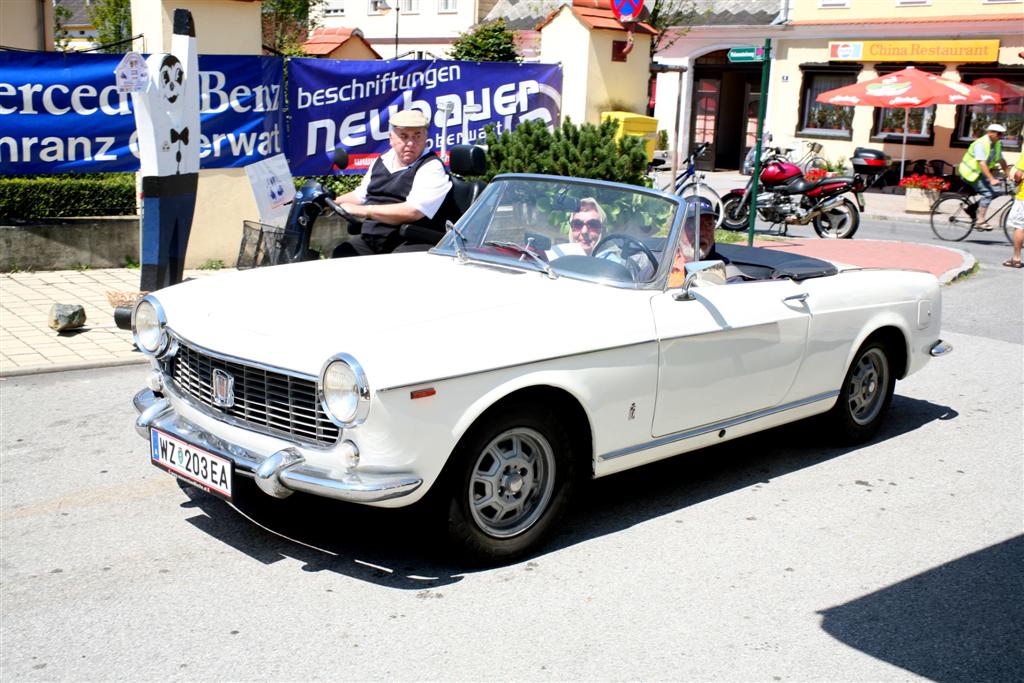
[2,272,1022,681]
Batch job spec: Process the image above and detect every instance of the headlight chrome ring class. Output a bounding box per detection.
[319,353,370,427]
[132,296,170,357]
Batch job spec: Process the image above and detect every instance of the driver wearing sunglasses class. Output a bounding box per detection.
[568,198,606,256]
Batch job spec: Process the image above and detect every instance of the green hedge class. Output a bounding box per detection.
[0,173,136,219]
[482,118,649,186]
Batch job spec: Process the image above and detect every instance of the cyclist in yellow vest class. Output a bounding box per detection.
[958,123,1009,228]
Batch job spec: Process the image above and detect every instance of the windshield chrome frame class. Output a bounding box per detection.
[429,173,687,290]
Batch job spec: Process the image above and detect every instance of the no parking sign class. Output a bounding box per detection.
[612,0,643,22]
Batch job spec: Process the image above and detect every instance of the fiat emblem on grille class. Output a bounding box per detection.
[212,369,235,408]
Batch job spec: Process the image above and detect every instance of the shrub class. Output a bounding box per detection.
[0,173,136,219]
[482,118,649,186]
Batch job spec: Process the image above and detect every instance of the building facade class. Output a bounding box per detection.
[653,0,1023,172]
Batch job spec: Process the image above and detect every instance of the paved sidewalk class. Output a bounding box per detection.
[0,267,227,377]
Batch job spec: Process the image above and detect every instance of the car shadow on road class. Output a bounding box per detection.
[176,394,957,589]
[817,534,1024,682]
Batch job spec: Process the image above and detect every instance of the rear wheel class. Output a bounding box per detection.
[930,194,974,241]
[812,198,859,239]
[720,193,750,231]
[444,403,576,564]
[827,339,895,443]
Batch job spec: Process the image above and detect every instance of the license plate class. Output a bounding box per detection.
[151,429,233,499]
[855,192,865,211]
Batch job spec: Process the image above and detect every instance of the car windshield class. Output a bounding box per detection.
[432,175,683,288]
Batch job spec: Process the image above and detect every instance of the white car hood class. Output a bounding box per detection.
[155,252,657,388]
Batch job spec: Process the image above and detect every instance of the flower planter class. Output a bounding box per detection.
[905,187,939,213]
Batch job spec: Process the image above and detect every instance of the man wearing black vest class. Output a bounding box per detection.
[333,109,453,256]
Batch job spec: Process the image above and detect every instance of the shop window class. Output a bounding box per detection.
[953,71,1024,151]
[798,69,857,139]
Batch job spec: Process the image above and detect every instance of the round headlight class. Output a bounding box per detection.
[132,298,166,355]
[320,354,370,427]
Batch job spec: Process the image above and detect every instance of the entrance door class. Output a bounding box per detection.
[742,84,761,170]
[691,78,719,171]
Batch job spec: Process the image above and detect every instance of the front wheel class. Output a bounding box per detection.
[826,339,895,443]
[813,198,860,238]
[720,193,750,231]
[930,194,974,242]
[444,403,576,564]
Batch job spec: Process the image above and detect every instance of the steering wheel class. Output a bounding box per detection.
[593,233,659,273]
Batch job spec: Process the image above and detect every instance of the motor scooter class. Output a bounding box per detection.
[241,144,487,266]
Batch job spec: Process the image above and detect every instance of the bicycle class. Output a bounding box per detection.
[651,142,724,227]
[778,140,830,174]
[929,178,1016,243]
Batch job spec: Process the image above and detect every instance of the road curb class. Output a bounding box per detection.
[0,356,149,378]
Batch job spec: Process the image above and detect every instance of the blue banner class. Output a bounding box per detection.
[0,52,284,174]
[287,58,562,175]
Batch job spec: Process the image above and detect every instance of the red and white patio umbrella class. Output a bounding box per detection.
[816,66,1002,178]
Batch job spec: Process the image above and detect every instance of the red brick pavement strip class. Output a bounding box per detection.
[759,238,971,282]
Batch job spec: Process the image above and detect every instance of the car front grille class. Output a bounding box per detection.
[163,337,340,446]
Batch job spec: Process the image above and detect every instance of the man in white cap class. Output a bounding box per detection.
[958,122,1010,227]
[334,108,453,255]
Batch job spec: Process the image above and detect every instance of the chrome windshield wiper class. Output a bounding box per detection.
[483,240,557,279]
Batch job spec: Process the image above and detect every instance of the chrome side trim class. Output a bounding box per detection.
[133,388,422,504]
[599,390,840,462]
[929,339,953,357]
[379,338,658,393]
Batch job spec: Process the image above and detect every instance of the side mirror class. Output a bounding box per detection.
[672,260,727,300]
[331,146,349,171]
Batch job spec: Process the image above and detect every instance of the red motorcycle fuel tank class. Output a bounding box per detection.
[760,160,803,186]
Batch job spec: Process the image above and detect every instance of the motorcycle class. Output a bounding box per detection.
[720,148,866,239]
[241,144,487,267]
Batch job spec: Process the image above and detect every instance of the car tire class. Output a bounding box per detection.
[827,339,895,443]
[444,402,576,565]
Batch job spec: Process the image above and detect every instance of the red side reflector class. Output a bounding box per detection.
[410,388,436,400]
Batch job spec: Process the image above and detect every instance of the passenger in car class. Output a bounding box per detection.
[669,196,746,287]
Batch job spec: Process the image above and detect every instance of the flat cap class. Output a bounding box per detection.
[390,109,429,128]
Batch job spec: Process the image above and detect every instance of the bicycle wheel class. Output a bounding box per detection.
[803,156,829,173]
[930,194,974,242]
[677,181,724,228]
[1001,202,1017,245]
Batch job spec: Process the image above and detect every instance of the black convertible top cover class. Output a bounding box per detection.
[716,243,838,281]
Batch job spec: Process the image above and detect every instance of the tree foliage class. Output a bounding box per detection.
[262,0,323,55]
[87,0,132,53]
[449,19,520,63]
[483,118,649,186]
[53,1,73,52]
[645,0,705,59]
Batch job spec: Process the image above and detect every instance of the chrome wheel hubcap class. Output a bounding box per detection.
[468,427,555,539]
[848,348,888,426]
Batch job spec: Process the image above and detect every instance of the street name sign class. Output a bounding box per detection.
[728,46,766,63]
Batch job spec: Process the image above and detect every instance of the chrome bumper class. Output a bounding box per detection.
[133,388,422,503]
[929,339,953,357]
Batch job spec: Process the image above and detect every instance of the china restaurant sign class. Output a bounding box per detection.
[828,40,1000,63]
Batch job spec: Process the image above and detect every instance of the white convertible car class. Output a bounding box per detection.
[132,174,951,563]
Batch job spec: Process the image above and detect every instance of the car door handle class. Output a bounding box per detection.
[783,293,809,303]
